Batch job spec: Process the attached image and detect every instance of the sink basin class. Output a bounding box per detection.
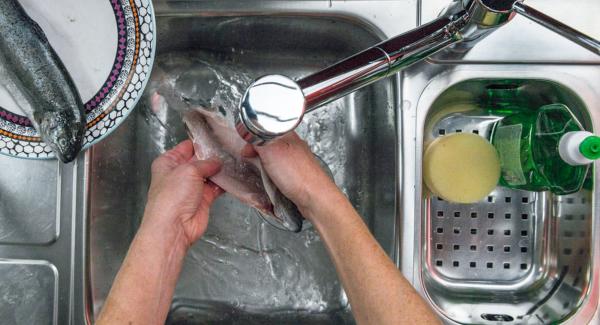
[87,10,396,324]
[424,78,593,324]
[401,64,600,324]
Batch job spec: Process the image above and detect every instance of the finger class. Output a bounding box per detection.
[240,143,258,158]
[202,181,225,205]
[151,140,196,175]
[168,139,195,162]
[189,159,222,178]
[207,179,225,194]
[255,132,302,155]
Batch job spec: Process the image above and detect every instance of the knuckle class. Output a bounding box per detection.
[179,163,197,174]
[168,149,186,162]
[179,163,205,179]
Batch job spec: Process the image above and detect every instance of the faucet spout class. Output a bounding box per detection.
[298,15,465,113]
[236,0,599,144]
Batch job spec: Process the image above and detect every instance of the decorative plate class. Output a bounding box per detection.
[0,0,155,159]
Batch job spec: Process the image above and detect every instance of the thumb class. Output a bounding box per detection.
[189,159,222,179]
[240,143,258,158]
[151,140,196,176]
[202,181,225,205]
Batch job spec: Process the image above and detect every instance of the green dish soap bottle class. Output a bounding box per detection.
[490,103,600,195]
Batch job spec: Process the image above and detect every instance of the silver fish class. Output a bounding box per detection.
[0,0,85,162]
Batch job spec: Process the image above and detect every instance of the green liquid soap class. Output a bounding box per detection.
[490,103,600,195]
[484,82,534,115]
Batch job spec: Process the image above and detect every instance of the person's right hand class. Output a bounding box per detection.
[241,133,340,215]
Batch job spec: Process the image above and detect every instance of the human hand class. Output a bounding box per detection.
[142,140,223,249]
[241,133,340,216]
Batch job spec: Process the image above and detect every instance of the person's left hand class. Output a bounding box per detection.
[142,139,223,249]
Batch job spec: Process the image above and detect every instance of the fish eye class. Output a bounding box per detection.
[58,137,67,148]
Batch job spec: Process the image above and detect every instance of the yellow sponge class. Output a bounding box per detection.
[423,133,500,204]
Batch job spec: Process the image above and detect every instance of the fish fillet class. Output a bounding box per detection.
[149,58,304,231]
[184,109,303,232]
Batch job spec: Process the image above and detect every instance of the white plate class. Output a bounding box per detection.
[0,0,156,159]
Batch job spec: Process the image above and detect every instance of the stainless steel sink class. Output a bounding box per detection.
[399,53,600,325]
[87,1,600,324]
[87,5,396,324]
[411,74,599,324]
[2,1,599,324]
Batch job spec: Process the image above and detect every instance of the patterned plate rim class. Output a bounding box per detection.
[0,0,156,160]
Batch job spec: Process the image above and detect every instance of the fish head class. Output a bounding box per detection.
[38,110,85,163]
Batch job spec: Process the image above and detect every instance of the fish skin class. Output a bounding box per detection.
[0,0,85,163]
[148,59,304,232]
[184,110,275,215]
[184,109,304,232]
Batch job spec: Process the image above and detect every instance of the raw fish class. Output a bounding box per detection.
[0,0,85,162]
[184,110,304,232]
[149,58,304,231]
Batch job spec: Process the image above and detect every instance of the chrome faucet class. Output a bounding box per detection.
[236,0,600,144]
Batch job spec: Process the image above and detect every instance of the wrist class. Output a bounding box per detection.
[300,182,348,223]
[138,214,191,253]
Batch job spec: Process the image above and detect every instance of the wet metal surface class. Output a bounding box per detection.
[0,159,58,244]
[0,0,599,324]
[0,261,57,325]
[88,11,396,324]
[405,70,600,324]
